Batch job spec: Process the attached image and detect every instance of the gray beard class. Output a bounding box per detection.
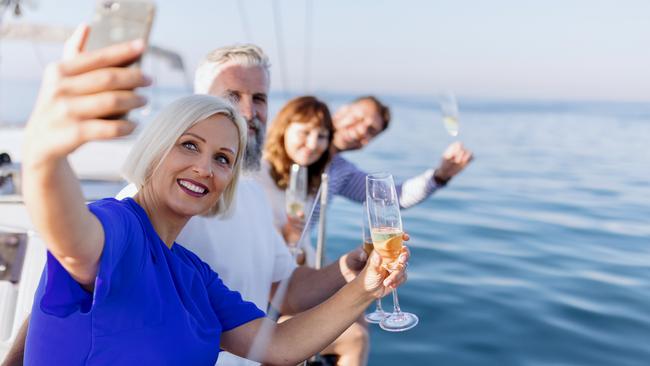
[243,117,265,172]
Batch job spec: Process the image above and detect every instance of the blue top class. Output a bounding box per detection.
[25,198,265,365]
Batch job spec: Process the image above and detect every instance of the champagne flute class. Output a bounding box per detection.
[366,172,418,332]
[362,200,387,324]
[439,91,460,137]
[285,164,308,258]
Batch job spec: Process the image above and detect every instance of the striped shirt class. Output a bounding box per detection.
[326,154,442,208]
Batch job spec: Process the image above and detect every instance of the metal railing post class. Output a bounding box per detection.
[314,173,328,270]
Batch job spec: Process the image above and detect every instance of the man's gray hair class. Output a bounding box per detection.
[194,44,271,94]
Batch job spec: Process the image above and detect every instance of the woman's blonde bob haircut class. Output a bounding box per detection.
[122,95,247,217]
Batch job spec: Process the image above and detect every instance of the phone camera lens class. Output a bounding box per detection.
[103,1,121,11]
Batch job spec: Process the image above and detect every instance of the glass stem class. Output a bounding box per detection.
[391,289,402,314]
[375,298,384,312]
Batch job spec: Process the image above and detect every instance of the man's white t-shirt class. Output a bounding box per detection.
[117,176,296,366]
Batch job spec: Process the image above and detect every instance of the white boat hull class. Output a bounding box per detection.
[0,203,46,359]
[1,127,134,181]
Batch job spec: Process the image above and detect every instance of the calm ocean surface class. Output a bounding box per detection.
[2,84,649,365]
[321,97,650,366]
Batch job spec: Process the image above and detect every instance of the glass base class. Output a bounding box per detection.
[379,311,419,332]
[364,310,387,324]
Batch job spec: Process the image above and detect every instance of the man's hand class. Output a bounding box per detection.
[434,141,473,183]
[339,246,367,282]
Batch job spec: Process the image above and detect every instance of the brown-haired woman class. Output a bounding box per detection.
[255,95,372,366]
[255,95,333,261]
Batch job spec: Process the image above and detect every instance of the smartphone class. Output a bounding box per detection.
[84,0,155,120]
[85,0,156,66]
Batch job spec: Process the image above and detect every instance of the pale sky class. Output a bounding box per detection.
[1,0,649,102]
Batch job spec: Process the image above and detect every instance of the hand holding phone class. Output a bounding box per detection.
[24,24,151,164]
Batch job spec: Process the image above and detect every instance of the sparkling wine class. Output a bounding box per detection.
[371,227,403,270]
[286,200,304,218]
[443,116,459,136]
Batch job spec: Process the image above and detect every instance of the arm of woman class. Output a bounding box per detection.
[221,248,409,365]
[22,25,149,287]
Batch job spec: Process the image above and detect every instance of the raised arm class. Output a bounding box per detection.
[22,25,149,288]
[222,248,409,365]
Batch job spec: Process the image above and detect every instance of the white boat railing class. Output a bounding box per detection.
[314,173,328,270]
[0,224,46,358]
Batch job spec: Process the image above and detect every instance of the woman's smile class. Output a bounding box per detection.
[177,178,210,197]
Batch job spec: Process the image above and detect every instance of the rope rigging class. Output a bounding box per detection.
[271,0,288,98]
[303,0,313,93]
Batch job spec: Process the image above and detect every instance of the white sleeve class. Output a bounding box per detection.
[397,168,441,208]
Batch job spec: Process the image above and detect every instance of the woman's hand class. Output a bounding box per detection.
[340,232,410,283]
[21,24,151,288]
[282,210,306,245]
[360,233,410,298]
[24,24,151,167]
[282,212,307,264]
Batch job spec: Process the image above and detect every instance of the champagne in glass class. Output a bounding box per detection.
[371,227,404,271]
[366,172,418,332]
[362,201,387,324]
[286,164,308,217]
[439,91,460,137]
[285,164,308,258]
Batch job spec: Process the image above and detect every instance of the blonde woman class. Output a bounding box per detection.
[21,26,409,365]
